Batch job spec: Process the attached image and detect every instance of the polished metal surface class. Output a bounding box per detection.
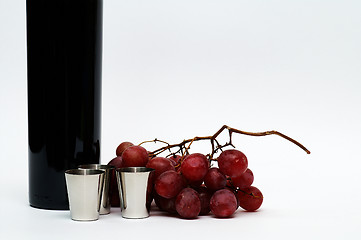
[65,169,104,221]
[78,164,115,215]
[116,167,154,219]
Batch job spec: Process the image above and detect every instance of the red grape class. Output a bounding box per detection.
[236,186,263,211]
[210,189,238,218]
[204,167,227,191]
[217,149,248,178]
[181,153,209,182]
[116,141,134,156]
[155,170,184,199]
[108,156,123,169]
[146,173,155,209]
[231,168,254,188]
[109,190,120,207]
[175,188,201,219]
[122,145,149,167]
[197,186,212,215]
[154,193,177,214]
[107,156,123,207]
[168,155,182,169]
[146,157,175,179]
[188,179,203,188]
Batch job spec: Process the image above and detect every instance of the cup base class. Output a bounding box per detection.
[121,216,150,219]
[71,217,99,221]
[99,210,110,215]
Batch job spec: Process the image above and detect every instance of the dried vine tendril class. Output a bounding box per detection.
[139,125,310,160]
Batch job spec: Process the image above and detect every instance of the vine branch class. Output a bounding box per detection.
[147,125,310,159]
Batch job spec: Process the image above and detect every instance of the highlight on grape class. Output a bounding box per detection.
[108,125,310,219]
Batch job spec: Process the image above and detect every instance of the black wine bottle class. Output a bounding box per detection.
[27,0,103,210]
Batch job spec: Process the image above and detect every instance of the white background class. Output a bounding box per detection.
[1,0,361,239]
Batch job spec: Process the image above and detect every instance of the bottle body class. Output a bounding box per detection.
[27,0,103,210]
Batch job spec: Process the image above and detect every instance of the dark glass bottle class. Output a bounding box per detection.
[27,0,103,210]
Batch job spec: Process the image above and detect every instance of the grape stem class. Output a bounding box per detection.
[147,125,310,158]
[236,188,264,199]
[139,138,170,147]
[225,177,263,198]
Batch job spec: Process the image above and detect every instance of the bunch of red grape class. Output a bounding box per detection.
[108,142,263,219]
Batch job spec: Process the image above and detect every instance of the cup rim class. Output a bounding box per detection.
[78,164,115,170]
[116,167,154,173]
[65,169,104,175]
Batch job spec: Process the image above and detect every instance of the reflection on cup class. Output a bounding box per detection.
[78,164,115,215]
[65,169,104,221]
[116,167,154,219]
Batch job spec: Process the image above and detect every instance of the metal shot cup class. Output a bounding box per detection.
[78,164,115,215]
[65,169,104,221]
[116,167,154,219]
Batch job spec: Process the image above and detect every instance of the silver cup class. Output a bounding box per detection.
[78,164,115,215]
[65,169,104,221]
[116,167,154,219]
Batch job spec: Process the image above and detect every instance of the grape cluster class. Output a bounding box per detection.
[108,142,263,219]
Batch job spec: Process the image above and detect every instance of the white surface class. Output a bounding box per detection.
[1,0,361,239]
